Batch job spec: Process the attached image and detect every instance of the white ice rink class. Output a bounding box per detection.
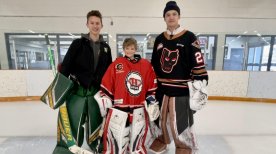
[0,100,276,154]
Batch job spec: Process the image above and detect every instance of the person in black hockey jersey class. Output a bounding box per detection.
[149,1,208,154]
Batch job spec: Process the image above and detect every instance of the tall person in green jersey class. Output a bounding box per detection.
[53,10,112,154]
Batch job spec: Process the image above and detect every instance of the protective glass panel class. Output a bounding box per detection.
[224,35,271,71]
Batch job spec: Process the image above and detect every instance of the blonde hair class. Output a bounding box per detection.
[123,38,137,50]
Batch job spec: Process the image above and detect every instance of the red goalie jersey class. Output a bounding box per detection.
[100,55,157,107]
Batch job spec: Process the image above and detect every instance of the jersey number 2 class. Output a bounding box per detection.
[195,52,203,63]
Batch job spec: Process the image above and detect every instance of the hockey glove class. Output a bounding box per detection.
[69,145,94,154]
[188,80,208,111]
[144,96,160,121]
[94,91,113,117]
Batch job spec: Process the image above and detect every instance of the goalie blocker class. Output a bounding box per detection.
[187,80,208,111]
[40,72,74,109]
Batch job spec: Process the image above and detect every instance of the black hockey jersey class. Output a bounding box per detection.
[151,30,208,96]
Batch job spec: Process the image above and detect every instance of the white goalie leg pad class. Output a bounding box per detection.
[94,91,113,117]
[188,80,208,111]
[178,126,199,151]
[144,121,162,148]
[129,107,148,154]
[149,121,162,140]
[105,108,130,154]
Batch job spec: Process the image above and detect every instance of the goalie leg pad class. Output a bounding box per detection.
[129,107,148,154]
[103,108,129,154]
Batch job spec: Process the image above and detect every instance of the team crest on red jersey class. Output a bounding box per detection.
[125,71,143,96]
[115,63,124,73]
[160,48,179,73]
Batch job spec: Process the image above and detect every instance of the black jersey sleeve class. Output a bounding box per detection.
[151,34,162,77]
[189,32,208,81]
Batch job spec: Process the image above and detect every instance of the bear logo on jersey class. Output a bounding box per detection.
[160,48,179,73]
[125,71,143,96]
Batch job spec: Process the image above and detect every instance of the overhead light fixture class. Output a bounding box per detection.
[28,30,35,33]
[68,32,76,38]
[196,33,201,36]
